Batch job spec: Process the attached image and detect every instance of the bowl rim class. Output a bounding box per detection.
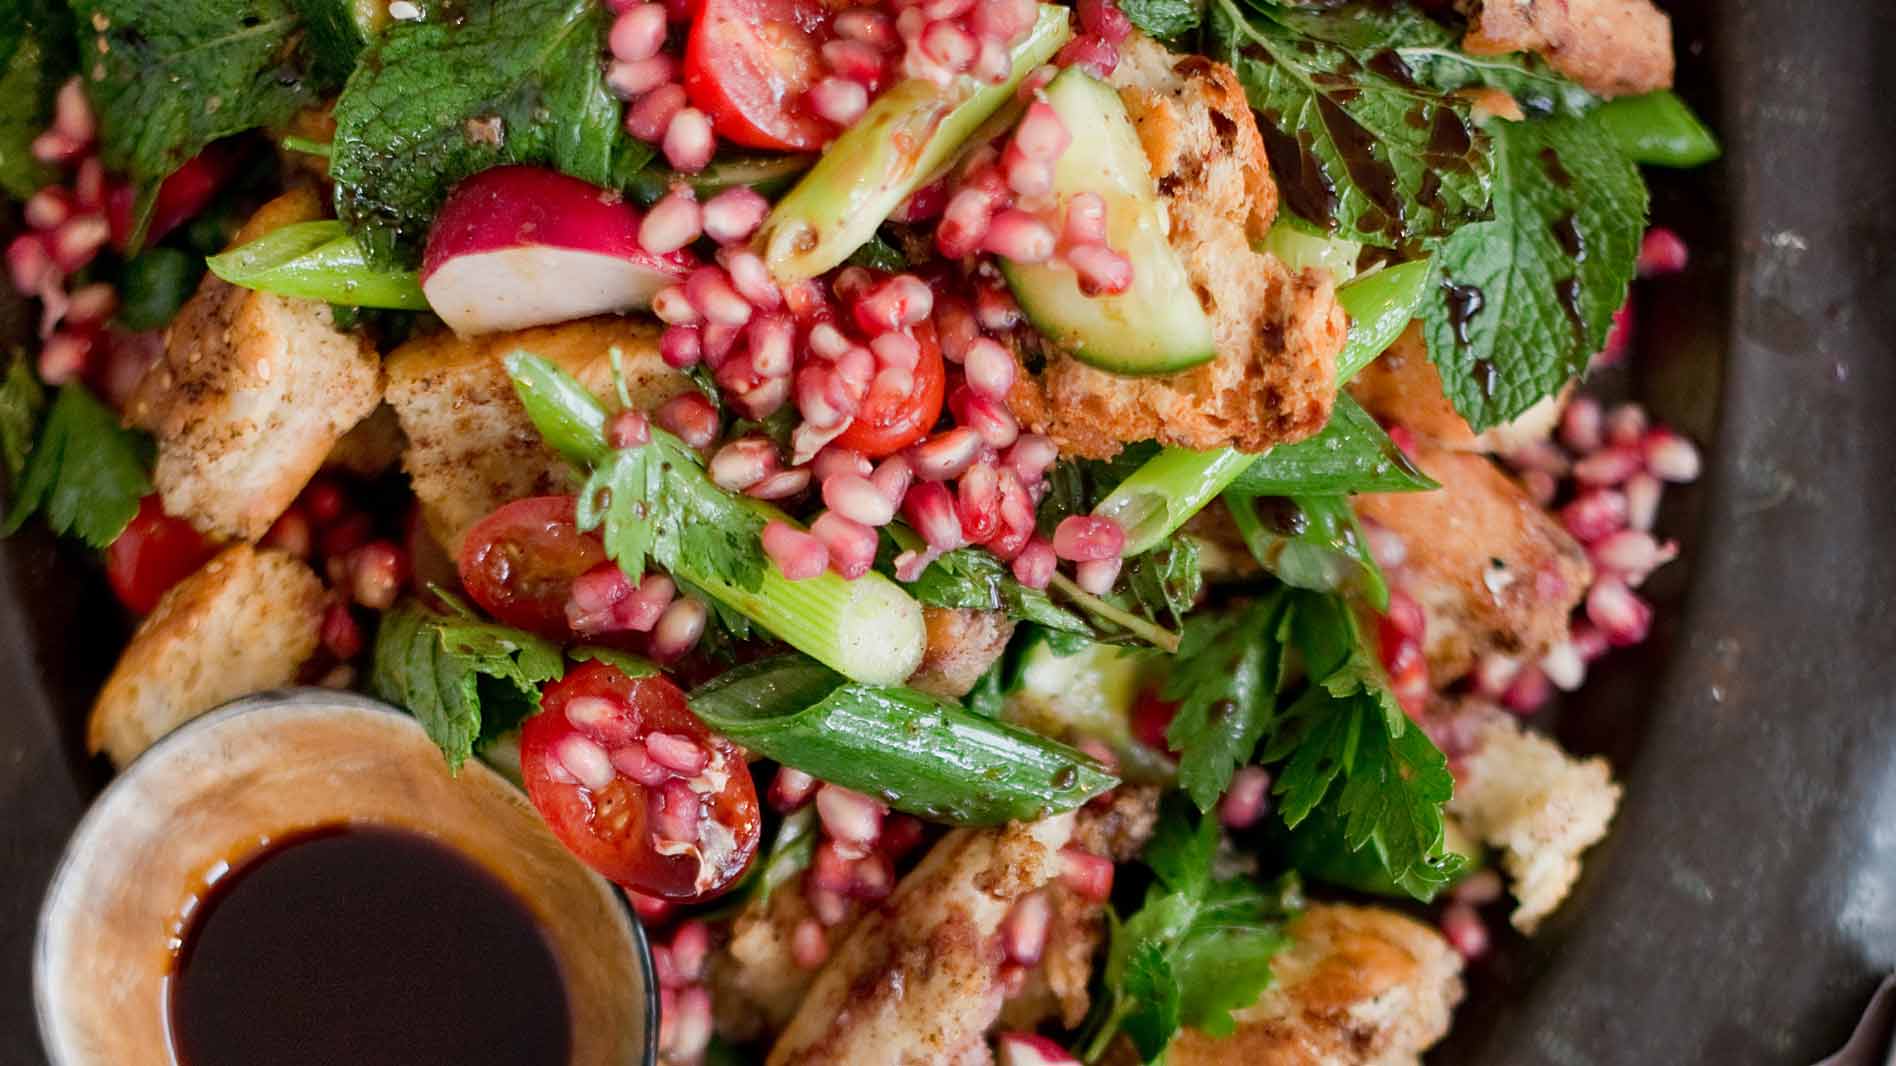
[31,687,660,1066]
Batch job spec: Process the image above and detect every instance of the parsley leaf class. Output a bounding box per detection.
[1222,492,1389,610]
[1264,592,1464,899]
[898,543,1093,636]
[0,0,72,200]
[1161,592,1290,812]
[71,0,327,247]
[576,430,769,592]
[844,231,908,273]
[1120,0,1202,40]
[1421,114,1646,430]
[370,597,565,772]
[330,0,646,265]
[1123,536,1201,630]
[3,383,152,548]
[0,350,46,482]
[1208,0,1492,246]
[1227,394,1436,496]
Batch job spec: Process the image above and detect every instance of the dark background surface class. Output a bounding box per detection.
[3,0,1894,1063]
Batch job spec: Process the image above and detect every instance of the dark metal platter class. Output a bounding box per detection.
[2,0,1892,1062]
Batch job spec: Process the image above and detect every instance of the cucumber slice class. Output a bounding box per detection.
[1000,68,1216,376]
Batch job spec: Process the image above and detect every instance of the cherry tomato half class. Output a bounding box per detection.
[105,494,218,615]
[458,496,606,639]
[684,0,835,152]
[521,663,761,900]
[833,319,946,457]
[107,143,239,251]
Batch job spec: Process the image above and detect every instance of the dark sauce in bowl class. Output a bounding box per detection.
[166,824,571,1066]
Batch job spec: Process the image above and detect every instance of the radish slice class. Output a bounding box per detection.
[995,1032,1081,1066]
[420,165,695,335]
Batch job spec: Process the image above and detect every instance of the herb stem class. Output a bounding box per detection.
[1048,572,1182,653]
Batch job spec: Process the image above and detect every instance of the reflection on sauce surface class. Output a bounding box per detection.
[167,824,571,1066]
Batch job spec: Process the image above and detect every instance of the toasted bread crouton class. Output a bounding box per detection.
[127,189,383,541]
[713,882,860,1043]
[1354,439,1590,684]
[1448,710,1620,931]
[767,816,1075,1066]
[1007,34,1344,460]
[1461,0,1673,98]
[384,317,692,556]
[1162,903,1463,1066]
[1347,323,1566,454]
[322,403,407,477]
[88,545,326,767]
[908,607,1016,699]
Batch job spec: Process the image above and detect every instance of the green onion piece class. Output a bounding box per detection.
[279,135,334,158]
[1333,258,1432,382]
[1589,91,1721,167]
[625,154,815,205]
[1229,395,1435,497]
[689,656,1120,824]
[1092,446,1256,557]
[1222,491,1389,610]
[1259,219,1362,281]
[504,350,613,467]
[205,220,431,310]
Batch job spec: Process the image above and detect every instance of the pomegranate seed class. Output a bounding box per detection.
[982,210,1056,263]
[920,20,976,71]
[974,284,1020,331]
[51,215,110,272]
[1056,34,1119,77]
[957,461,1002,541]
[1588,577,1652,645]
[1003,154,1054,199]
[1068,243,1133,297]
[1506,439,1570,477]
[1078,0,1133,42]
[662,108,715,172]
[855,274,934,332]
[971,0,1037,41]
[6,233,55,296]
[1060,847,1114,902]
[1005,435,1057,488]
[1591,529,1679,584]
[1541,639,1587,691]
[747,314,796,377]
[670,986,713,1061]
[660,324,703,368]
[1561,488,1629,543]
[821,473,895,527]
[610,4,669,62]
[566,695,633,743]
[30,131,84,165]
[963,338,1017,399]
[1453,868,1506,906]
[625,889,675,924]
[611,573,676,632]
[813,446,871,483]
[1362,523,1406,572]
[1442,902,1489,960]
[892,548,938,582]
[64,282,116,326]
[606,55,677,99]
[816,783,885,845]
[607,409,651,450]
[604,745,669,787]
[1638,227,1689,277]
[656,392,719,448]
[1643,428,1702,483]
[1559,394,1604,453]
[686,266,752,327]
[870,330,920,372]
[650,944,680,989]
[651,597,707,659]
[1502,663,1552,714]
[823,38,887,84]
[1012,100,1071,163]
[639,188,701,255]
[810,839,857,893]
[1571,621,1611,662]
[763,521,829,580]
[1520,469,1558,507]
[811,511,878,579]
[950,387,1020,449]
[1625,472,1663,531]
[647,732,710,776]
[1075,556,1121,595]
[701,186,770,245]
[1017,63,1058,99]
[909,426,984,480]
[871,365,913,403]
[321,603,363,659]
[24,187,74,231]
[72,158,106,209]
[796,365,855,429]
[1472,653,1521,699]
[934,296,978,364]
[262,509,312,558]
[791,918,829,969]
[904,481,965,551]
[937,186,1000,259]
[710,438,778,491]
[770,767,818,811]
[37,331,90,384]
[349,541,405,609]
[1061,191,1108,246]
[747,467,813,500]
[810,76,869,125]
[1220,766,1271,830]
[1000,892,1052,965]
[807,881,851,927]
[652,284,701,326]
[970,37,1013,83]
[1011,538,1056,589]
[1597,301,1634,366]
[52,78,97,144]
[871,455,914,506]
[836,9,896,48]
[655,777,703,841]
[625,83,687,141]
[1605,403,1649,448]
[849,851,896,900]
[557,734,617,791]
[1053,515,1125,562]
[1572,446,1643,487]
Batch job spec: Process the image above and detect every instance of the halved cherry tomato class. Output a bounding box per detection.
[521,663,761,900]
[457,496,606,638]
[684,0,835,151]
[1130,687,1180,755]
[107,142,240,252]
[833,320,946,457]
[105,494,218,615]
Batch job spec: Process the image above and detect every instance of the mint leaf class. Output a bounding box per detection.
[1263,592,1464,899]
[331,0,646,266]
[1421,114,1645,430]
[575,430,769,593]
[1208,0,1491,246]
[1393,46,1598,119]
[1222,492,1389,610]
[0,0,73,200]
[3,383,152,548]
[72,0,326,246]
[0,351,46,482]
[370,598,565,772]
[1228,394,1436,496]
[1120,0,1202,39]
[1161,592,1290,812]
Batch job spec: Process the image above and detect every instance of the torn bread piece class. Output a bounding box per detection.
[1460,0,1674,98]
[1007,33,1344,460]
[1348,323,1567,455]
[1447,708,1621,931]
[384,316,691,556]
[127,188,383,541]
[88,545,326,767]
[908,607,1017,699]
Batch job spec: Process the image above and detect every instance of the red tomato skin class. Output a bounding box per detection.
[684,0,834,152]
[1131,688,1180,755]
[833,320,947,458]
[521,664,761,900]
[107,143,239,251]
[457,496,607,639]
[106,495,218,615]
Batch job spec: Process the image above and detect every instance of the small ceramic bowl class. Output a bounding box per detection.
[33,689,657,1066]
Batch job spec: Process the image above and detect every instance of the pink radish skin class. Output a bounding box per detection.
[995,1032,1081,1066]
[420,165,695,335]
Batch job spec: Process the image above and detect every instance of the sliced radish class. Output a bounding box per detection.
[420,165,695,334]
[995,1032,1081,1066]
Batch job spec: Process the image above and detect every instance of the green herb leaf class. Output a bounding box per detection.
[844,231,908,272]
[1229,394,1436,497]
[1421,114,1646,429]
[330,0,639,265]
[71,0,327,249]
[899,543,1092,635]
[370,598,565,772]
[1119,0,1202,40]
[3,383,151,548]
[1223,492,1388,610]
[0,0,73,200]
[1123,536,1201,630]
[576,431,769,593]
[1394,46,1598,119]
[1208,0,1491,246]
[206,220,431,309]
[1263,592,1464,899]
[117,247,205,330]
[0,351,47,483]
[1161,591,1290,812]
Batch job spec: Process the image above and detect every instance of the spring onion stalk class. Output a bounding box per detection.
[505,352,925,687]
[1589,91,1722,168]
[625,154,814,205]
[279,135,334,158]
[206,220,430,309]
[1093,259,1434,554]
[1221,491,1389,610]
[689,656,1119,824]
[756,5,1069,281]
[1259,218,1362,281]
